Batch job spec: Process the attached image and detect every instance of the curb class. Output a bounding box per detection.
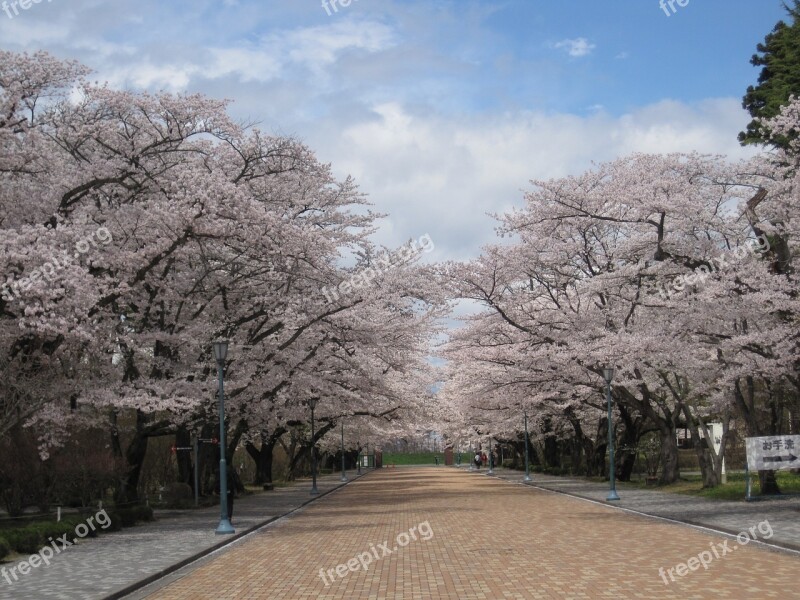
[105,471,372,600]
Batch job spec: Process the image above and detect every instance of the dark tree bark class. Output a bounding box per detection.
[616,404,643,482]
[175,426,192,486]
[588,417,607,478]
[246,428,286,485]
[734,376,782,495]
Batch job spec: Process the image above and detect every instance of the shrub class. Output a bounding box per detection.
[164,483,193,508]
[116,508,138,528]
[112,504,154,528]
[135,505,155,522]
[103,511,124,532]
[0,536,10,560]
[4,528,42,554]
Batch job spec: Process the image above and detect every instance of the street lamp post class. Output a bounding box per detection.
[523,409,532,482]
[487,438,495,475]
[309,398,319,495]
[603,367,620,501]
[340,419,347,482]
[213,341,235,535]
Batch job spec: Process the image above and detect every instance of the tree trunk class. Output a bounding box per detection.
[175,426,192,486]
[759,470,781,495]
[564,408,594,475]
[681,405,718,488]
[114,409,149,504]
[589,417,607,477]
[287,420,336,477]
[198,423,217,496]
[734,376,781,495]
[616,404,642,482]
[246,428,283,485]
[658,422,680,485]
[616,380,681,485]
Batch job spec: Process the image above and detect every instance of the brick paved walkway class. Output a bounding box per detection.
[0,472,358,600]
[479,466,800,552]
[139,467,800,599]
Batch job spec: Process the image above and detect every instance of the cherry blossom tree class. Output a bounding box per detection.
[439,150,798,487]
[0,50,442,504]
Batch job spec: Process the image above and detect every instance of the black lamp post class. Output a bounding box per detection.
[309,398,319,495]
[603,367,620,501]
[487,437,495,475]
[213,341,235,534]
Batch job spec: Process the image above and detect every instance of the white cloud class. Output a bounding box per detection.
[554,37,596,57]
[92,20,396,91]
[304,98,758,262]
[98,63,198,91]
[205,47,282,82]
[279,20,395,70]
[0,1,761,267]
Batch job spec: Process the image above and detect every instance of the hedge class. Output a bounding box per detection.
[1,505,154,554]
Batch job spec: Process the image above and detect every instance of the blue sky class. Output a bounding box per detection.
[0,0,789,260]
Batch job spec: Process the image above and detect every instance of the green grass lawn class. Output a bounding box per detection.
[382,452,445,465]
[621,471,800,501]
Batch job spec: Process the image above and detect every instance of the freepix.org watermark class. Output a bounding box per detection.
[1,225,113,302]
[321,234,434,304]
[2,0,53,20]
[318,521,434,587]
[658,519,773,585]
[1,509,112,586]
[655,234,770,301]
[659,0,689,17]
[321,0,360,16]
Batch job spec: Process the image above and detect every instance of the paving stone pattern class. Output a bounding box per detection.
[141,467,800,599]
[486,467,800,552]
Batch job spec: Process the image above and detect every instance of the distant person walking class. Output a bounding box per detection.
[474,452,481,469]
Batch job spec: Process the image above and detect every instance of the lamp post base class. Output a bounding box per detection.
[606,489,620,501]
[310,487,320,496]
[523,474,532,482]
[340,474,348,482]
[215,519,235,535]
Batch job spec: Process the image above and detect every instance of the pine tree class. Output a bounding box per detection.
[739,1,800,149]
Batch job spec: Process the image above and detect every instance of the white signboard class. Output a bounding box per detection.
[746,435,800,471]
[362,455,369,467]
